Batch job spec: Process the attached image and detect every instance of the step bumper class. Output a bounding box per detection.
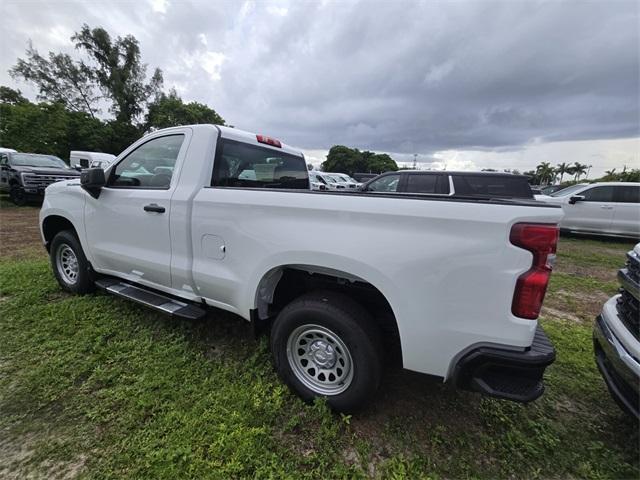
[451,325,556,403]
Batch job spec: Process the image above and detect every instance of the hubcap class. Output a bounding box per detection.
[286,324,354,395]
[56,244,79,285]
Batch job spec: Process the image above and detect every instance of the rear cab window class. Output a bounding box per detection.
[212,139,309,189]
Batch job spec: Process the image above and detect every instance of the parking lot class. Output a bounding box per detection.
[0,197,638,479]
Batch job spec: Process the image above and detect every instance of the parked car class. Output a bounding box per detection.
[315,172,347,190]
[0,147,17,154]
[541,184,567,195]
[70,151,116,170]
[40,124,562,411]
[0,152,80,205]
[530,186,544,195]
[537,182,640,238]
[335,173,362,190]
[593,243,639,419]
[308,171,328,191]
[326,173,359,190]
[360,170,535,199]
[352,172,379,182]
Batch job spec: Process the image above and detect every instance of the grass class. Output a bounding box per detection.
[0,231,638,478]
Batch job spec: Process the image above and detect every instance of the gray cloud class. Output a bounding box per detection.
[1,0,638,159]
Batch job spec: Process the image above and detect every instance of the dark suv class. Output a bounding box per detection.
[0,152,80,205]
[360,171,534,199]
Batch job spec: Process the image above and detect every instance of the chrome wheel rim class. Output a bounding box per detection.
[56,244,79,285]
[286,324,354,395]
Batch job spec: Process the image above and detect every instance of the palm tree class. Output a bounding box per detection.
[555,162,570,183]
[573,162,587,181]
[535,162,555,185]
[604,168,617,177]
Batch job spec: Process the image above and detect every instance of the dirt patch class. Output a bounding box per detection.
[0,201,44,260]
[544,288,611,323]
[0,431,86,480]
[554,262,618,283]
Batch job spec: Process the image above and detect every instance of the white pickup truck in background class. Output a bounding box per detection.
[40,124,563,411]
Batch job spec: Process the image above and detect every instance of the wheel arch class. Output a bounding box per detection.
[254,263,404,367]
[41,215,79,252]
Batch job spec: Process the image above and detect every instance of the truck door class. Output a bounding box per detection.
[84,133,189,289]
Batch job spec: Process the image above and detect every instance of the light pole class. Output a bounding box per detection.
[412,154,417,170]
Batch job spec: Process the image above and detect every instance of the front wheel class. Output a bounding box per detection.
[9,186,27,206]
[50,230,95,294]
[270,291,382,412]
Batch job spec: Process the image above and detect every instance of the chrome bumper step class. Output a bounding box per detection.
[95,278,206,320]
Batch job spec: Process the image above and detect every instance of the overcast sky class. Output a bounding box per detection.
[1,0,638,175]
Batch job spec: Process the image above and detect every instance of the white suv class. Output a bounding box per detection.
[538,182,640,238]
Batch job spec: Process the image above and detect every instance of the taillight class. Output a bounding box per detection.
[256,134,282,148]
[510,223,559,319]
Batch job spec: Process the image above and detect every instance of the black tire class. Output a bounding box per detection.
[270,290,382,412]
[9,186,27,206]
[50,230,95,294]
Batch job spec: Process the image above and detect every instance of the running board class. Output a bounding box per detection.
[95,278,206,320]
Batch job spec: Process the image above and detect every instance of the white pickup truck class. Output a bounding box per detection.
[40,125,562,411]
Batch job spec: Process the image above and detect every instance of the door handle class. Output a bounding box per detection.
[144,203,165,213]
[600,205,614,210]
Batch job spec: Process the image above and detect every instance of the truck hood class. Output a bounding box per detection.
[12,165,80,176]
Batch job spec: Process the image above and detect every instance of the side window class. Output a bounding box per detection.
[614,185,640,203]
[405,174,448,194]
[212,139,309,189]
[0,154,7,166]
[108,135,184,188]
[581,186,614,202]
[366,174,400,192]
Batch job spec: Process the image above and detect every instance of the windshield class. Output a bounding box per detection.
[549,184,586,197]
[11,153,67,169]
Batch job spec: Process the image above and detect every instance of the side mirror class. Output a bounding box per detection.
[81,168,106,198]
[569,195,585,205]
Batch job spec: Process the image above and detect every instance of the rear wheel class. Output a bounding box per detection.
[50,230,94,294]
[270,291,382,412]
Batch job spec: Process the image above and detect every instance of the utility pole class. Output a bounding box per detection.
[412,154,417,170]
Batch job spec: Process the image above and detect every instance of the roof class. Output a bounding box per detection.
[150,124,304,158]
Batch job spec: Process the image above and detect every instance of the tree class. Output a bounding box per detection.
[361,151,397,174]
[0,86,28,105]
[145,89,225,130]
[572,162,587,181]
[555,162,570,183]
[535,162,555,185]
[321,146,398,175]
[11,43,100,118]
[72,24,163,123]
[1,90,126,158]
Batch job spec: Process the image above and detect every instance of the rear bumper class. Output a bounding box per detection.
[452,325,556,402]
[593,313,640,419]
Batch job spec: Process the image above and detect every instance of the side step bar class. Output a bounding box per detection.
[95,278,207,320]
